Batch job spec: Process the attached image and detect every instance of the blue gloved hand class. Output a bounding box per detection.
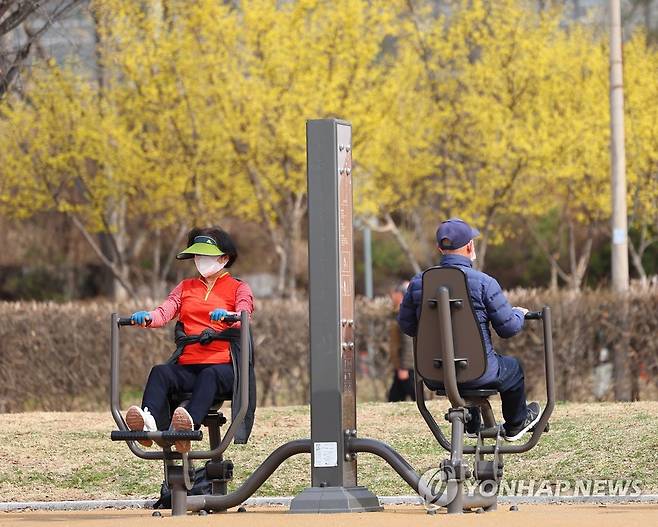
[131,310,151,327]
[209,308,229,322]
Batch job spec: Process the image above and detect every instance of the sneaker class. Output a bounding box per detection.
[171,406,194,453]
[126,406,157,447]
[503,402,541,442]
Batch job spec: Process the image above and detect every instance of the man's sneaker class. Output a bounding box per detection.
[503,402,541,442]
[172,407,194,453]
[126,406,157,447]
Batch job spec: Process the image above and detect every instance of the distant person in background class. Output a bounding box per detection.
[388,281,416,402]
[398,218,540,441]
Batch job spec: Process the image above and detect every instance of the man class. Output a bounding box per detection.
[387,281,415,402]
[397,218,540,441]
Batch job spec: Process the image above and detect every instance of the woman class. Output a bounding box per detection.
[125,227,254,453]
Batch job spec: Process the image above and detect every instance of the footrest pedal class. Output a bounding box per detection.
[110,430,203,441]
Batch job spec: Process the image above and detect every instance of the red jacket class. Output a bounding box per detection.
[148,273,254,364]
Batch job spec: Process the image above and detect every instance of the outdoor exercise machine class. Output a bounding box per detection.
[110,311,254,515]
[413,267,554,512]
[110,118,555,515]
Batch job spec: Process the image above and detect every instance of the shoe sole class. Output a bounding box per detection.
[504,408,542,442]
[126,406,153,447]
[172,408,193,453]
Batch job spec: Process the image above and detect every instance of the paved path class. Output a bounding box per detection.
[2,504,658,527]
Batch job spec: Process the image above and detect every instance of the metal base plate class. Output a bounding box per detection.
[289,486,383,514]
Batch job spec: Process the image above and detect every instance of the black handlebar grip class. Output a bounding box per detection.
[118,317,134,326]
[160,430,203,441]
[221,314,241,323]
[524,311,543,320]
[110,430,149,441]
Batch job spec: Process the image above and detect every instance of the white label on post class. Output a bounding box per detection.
[613,228,626,245]
[313,442,338,467]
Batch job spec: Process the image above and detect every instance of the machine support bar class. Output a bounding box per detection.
[438,287,466,407]
[186,439,312,512]
[348,438,496,510]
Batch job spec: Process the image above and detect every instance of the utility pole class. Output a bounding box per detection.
[609,0,632,401]
[609,0,629,294]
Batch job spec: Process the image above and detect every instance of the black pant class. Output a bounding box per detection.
[141,363,234,430]
[490,355,527,427]
[387,369,416,402]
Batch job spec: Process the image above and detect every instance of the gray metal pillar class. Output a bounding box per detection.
[363,226,373,299]
[290,119,381,514]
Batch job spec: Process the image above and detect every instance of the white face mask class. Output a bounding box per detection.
[470,242,477,261]
[194,255,226,278]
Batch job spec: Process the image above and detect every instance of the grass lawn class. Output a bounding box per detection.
[1,401,657,502]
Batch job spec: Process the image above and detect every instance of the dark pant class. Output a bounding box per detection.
[387,369,416,402]
[427,354,528,427]
[489,355,527,427]
[141,363,234,430]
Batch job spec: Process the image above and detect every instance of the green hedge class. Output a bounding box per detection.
[1,290,656,412]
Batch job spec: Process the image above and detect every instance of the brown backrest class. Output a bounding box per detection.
[414,267,487,384]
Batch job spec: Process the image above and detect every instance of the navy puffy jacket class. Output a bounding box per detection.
[397,254,525,385]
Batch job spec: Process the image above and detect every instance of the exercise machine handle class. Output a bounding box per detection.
[218,312,241,323]
[117,313,240,326]
[524,311,542,320]
[486,305,555,454]
[195,309,250,459]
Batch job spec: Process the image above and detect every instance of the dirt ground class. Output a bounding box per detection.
[2,403,658,502]
[1,504,658,527]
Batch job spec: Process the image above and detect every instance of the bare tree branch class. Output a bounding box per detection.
[69,215,138,299]
[528,222,571,284]
[160,223,189,282]
[0,0,83,98]
[365,213,422,274]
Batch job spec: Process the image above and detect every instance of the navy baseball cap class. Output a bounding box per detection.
[436,218,480,250]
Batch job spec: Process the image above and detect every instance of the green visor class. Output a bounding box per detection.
[176,235,225,260]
